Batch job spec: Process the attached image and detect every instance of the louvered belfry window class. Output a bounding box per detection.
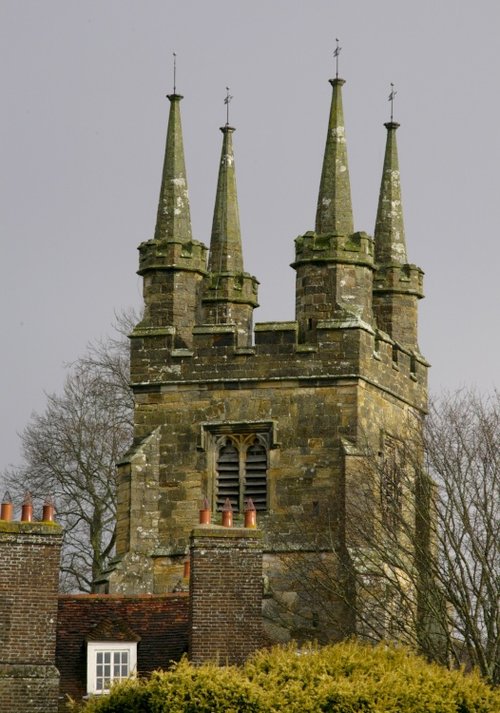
[215,434,268,512]
[216,443,240,511]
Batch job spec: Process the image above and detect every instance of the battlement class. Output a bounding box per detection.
[129,318,428,411]
[373,262,424,297]
[202,271,259,307]
[138,238,208,275]
[292,230,374,268]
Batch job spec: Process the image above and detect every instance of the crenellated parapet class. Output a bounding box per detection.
[293,230,374,267]
[138,237,208,276]
[129,318,428,416]
[202,271,259,307]
[373,262,424,296]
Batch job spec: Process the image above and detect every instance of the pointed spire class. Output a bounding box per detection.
[153,93,193,242]
[374,121,408,265]
[315,77,354,236]
[208,124,244,274]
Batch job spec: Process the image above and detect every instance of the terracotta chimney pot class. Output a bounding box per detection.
[244,498,257,528]
[21,492,33,523]
[199,497,211,525]
[0,491,13,522]
[221,498,233,527]
[42,497,55,523]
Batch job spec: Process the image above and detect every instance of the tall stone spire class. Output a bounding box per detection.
[315,78,354,236]
[374,122,408,265]
[134,89,207,349]
[372,120,424,349]
[201,121,258,347]
[208,125,243,273]
[153,93,192,242]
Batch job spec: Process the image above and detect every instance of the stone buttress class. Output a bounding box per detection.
[102,71,429,645]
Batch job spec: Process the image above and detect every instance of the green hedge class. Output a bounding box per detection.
[73,641,500,713]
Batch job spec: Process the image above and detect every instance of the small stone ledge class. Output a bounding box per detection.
[317,318,375,335]
[130,325,176,338]
[193,325,236,334]
[171,348,194,358]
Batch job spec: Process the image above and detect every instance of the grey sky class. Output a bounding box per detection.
[1,0,499,473]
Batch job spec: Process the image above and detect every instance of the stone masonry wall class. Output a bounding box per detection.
[0,522,63,713]
[189,526,263,665]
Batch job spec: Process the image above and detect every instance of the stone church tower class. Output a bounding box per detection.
[100,72,428,641]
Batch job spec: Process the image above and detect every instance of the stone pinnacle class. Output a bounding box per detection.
[154,93,193,243]
[315,77,354,236]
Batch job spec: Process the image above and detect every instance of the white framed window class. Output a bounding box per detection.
[87,641,137,695]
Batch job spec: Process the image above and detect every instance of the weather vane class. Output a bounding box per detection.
[333,38,342,78]
[173,52,177,94]
[388,83,397,122]
[224,86,233,125]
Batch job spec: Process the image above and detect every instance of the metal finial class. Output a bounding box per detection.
[333,38,342,79]
[173,52,177,94]
[224,86,233,126]
[388,83,397,122]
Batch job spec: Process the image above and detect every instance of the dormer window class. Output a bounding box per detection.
[85,618,140,695]
[87,642,137,694]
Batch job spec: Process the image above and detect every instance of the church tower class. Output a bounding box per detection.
[101,68,429,644]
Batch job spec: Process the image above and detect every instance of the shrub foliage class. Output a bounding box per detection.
[75,641,500,713]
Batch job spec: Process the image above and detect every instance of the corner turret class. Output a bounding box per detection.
[293,75,374,341]
[134,93,207,351]
[373,121,424,349]
[201,123,258,347]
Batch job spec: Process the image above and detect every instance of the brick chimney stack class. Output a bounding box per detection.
[188,521,263,666]
[0,499,62,713]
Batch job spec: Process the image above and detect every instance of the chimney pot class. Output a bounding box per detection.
[42,497,55,523]
[199,497,211,525]
[244,498,257,528]
[21,491,33,523]
[1,491,13,522]
[221,497,233,527]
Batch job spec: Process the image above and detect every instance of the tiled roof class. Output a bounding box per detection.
[56,593,188,709]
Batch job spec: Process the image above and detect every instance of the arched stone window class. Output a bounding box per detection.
[214,434,269,512]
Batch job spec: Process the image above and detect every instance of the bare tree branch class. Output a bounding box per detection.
[2,311,137,592]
